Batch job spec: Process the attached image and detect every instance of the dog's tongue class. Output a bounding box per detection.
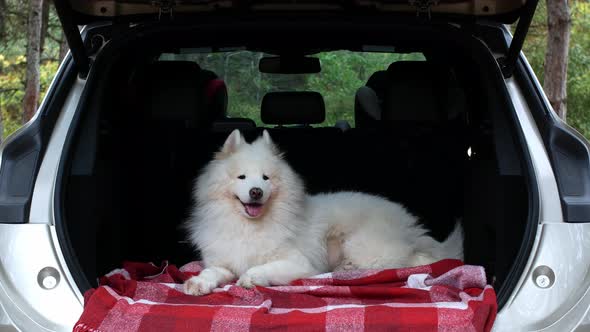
[245,203,263,217]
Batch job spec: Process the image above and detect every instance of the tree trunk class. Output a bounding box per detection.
[0,0,6,40]
[40,0,50,56]
[544,0,571,120]
[0,101,3,144]
[59,34,69,61]
[23,0,44,123]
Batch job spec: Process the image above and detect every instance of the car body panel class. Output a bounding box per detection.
[0,58,87,332]
[494,223,590,331]
[0,224,82,332]
[66,0,527,22]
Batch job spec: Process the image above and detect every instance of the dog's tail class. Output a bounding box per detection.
[438,221,464,261]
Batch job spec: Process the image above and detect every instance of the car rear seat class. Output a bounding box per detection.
[261,91,326,128]
[139,60,230,208]
[123,61,238,262]
[347,61,467,240]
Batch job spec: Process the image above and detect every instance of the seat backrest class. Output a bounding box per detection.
[130,61,230,129]
[122,61,223,262]
[346,61,468,238]
[260,91,346,193]
[136,61,217,127]
[382,61,447,124]
[141,61,206,126]
[203,73,229,122]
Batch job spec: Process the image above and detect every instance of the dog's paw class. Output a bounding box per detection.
[183,276,216,296]
[236,269,269,289]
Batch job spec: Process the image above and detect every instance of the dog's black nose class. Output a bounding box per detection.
[249,187,263,200]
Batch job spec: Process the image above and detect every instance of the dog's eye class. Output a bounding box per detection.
[237,175,246,180]
[263,175,269,181]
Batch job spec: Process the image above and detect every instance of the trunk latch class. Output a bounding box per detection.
[409,0,439,19]
[152,0,176,20]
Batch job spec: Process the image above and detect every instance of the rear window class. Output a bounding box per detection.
[159,50,425,127]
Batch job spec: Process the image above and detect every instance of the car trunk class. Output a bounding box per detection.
[54,15,536,311]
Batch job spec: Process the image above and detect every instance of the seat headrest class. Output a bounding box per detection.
[139,61,228,127]
[142,61,204,123]
[365,70,388,100]
[204,77,228,120]
[211,118,256,132]
[354,86,381,128]
[382,61,448,123]
[261,91,325,125]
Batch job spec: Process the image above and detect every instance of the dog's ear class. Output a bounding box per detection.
[262,130,274,146]
[219,129,244,157]
[261,130,282,157]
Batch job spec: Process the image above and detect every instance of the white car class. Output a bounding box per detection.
[1,0,589,331]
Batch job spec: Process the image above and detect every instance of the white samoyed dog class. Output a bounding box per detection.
[184,129,463,295]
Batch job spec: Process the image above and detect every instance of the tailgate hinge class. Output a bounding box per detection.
[409,0,439,19]
[498,0,539,78]
[53,0,90,78]
[152,0,176,20]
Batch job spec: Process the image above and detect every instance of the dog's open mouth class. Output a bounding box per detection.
[241,202,264,218]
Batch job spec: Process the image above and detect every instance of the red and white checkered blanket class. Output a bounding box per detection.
[73,259,497,332]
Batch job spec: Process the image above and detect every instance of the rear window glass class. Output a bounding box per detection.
[159,50,425,127]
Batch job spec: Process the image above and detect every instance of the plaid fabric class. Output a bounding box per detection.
[73,259,497,332]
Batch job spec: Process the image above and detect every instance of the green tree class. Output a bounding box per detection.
[22,0,44,123]
[523,1,590,138]
[545,0,572,119]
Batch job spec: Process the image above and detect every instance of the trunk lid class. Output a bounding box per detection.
[64,0,528,24]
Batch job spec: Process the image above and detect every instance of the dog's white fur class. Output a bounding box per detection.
[184,130,463,295]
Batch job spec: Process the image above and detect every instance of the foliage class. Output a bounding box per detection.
[522,0,590,138]
[0,0,63,139]
[0,53,58,137]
